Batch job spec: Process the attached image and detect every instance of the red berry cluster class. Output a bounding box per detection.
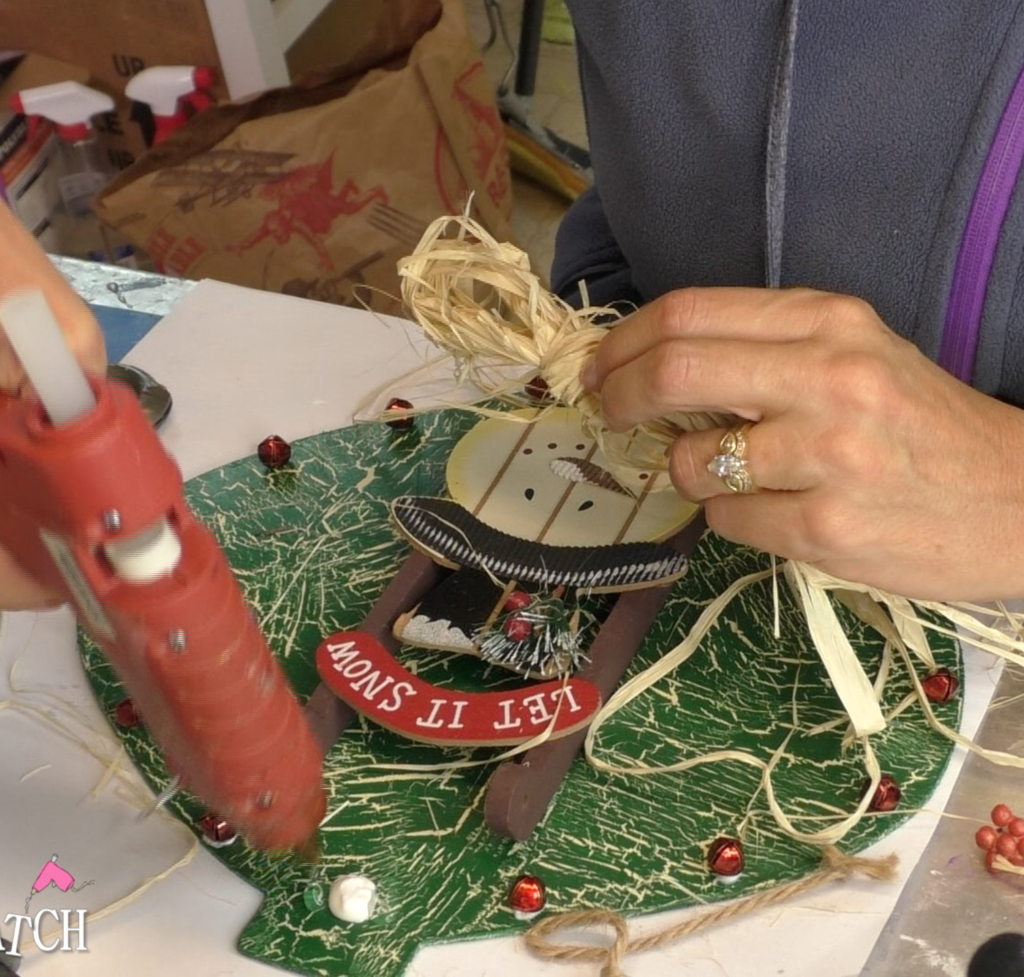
[975,804,1024,874]
[502,590,534,642]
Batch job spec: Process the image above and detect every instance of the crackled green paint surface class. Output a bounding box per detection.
[81,410,960,977]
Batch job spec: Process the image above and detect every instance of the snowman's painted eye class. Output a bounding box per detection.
[525,488,535,500]
[549,457,632,497]
[578,500,594,511]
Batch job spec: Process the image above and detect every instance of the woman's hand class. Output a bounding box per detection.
[583,286,1024,601]
[0,201,106,609]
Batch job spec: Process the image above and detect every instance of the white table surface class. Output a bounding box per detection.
[0,279,1001,977]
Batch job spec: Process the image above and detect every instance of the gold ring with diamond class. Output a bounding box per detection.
[707,423,757,494]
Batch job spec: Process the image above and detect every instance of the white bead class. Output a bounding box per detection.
[328,874,378,923]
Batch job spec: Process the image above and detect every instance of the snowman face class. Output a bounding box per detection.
[445,408,698,547]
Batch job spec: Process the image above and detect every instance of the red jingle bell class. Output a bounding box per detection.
[257,434,292,470]
[198,813,237,846]
[502,590,532,613]
[864,774,902,812]
[114,697,141,729]
[708,837,744,876]
[508,874,546,915]
[503,614,533,642]
[524,375,551,402]
[385,398,415,430]
[921,668,959,703]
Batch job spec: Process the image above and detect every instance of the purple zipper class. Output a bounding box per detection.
[939,61,1024,384]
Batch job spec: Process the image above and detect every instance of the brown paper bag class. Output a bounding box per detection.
[95,0,512,314]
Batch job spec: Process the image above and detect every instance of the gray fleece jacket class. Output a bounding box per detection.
[551,2,1024,403]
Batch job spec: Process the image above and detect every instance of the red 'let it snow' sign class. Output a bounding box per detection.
[315,631,601,747]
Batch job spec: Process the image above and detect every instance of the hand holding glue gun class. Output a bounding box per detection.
[0,203,326,854]
[0,200,105,608]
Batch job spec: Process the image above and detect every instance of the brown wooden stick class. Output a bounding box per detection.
[484,514,707,840]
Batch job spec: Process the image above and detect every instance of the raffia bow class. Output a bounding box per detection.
[398,215,730,475]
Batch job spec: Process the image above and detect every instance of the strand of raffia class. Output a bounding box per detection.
[0,627,200,955]
[525,847,898,977]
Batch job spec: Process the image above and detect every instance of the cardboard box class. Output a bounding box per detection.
[0,0,384,172]
[285,1,385,77]
[0,1,222,93]
[96,0,512,313]
[0,0,225,168]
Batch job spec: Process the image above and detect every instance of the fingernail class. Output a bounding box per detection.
[581,356,599,391]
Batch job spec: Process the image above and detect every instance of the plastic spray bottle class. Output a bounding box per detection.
[126,66,216,147]
[10,81,134,265]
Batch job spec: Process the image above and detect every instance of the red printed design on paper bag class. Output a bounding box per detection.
[229,153,388,270]
[435,61,508,215]
[146,227,208,276]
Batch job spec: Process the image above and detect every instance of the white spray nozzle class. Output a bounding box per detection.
[0,288,96,427]
[126,66,214,116]
[12,81,113,134]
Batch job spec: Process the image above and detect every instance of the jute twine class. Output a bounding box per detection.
[398,214,732,478]
[524,847,898,976]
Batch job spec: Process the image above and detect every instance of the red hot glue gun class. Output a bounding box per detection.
[0,289,325,853]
